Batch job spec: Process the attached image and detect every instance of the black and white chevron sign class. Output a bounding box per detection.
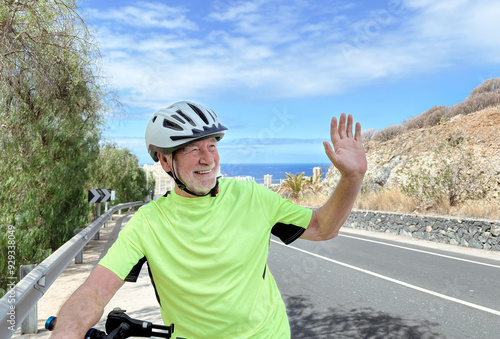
[88,188,113,203]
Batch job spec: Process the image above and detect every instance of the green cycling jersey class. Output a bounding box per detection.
[99,178,312,338]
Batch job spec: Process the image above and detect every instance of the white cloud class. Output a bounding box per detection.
[209,0,262,21]
[86,0,500,110]
[87,2,197,30]
[403,0,500,59]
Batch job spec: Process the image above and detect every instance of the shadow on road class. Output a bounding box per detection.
[285,295,443,339]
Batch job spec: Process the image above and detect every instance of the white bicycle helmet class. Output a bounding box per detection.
[146,101,228,162]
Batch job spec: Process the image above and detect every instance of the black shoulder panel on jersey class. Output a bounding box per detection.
[123,257,162,307]
[124,256,147,282]
[271,223,306,245]
[147,262,162,307]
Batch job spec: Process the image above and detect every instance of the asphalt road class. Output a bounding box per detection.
[269,229,500,339]
[13,214,499,339]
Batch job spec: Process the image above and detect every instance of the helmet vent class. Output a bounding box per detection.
[187,102,209,125]
[172,114,185,124]
[163,119,183,131]
[207,109,217,121]
[176,110,196,127]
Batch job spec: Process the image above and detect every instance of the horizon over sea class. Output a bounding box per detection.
[219,163,331,184]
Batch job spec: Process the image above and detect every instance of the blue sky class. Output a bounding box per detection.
[78,0,500,165]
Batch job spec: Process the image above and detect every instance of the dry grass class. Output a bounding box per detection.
[353,188,500,220]
[354,189,418,213]
[290,188,499,221]
[452,200,500,220]
[290,191,328,208]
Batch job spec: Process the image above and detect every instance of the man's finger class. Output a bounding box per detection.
[338,113,347,139]
[323,141,337,164]
[346,114,354,138]
[330,116,340,145]
[355,122,362,142]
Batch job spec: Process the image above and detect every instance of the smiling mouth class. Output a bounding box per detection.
[195,169,212,174]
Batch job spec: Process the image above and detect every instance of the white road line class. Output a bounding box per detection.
[338,234,500,269]
[271,239,500,317]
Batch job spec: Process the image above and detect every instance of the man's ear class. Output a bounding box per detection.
[157,153,173,173]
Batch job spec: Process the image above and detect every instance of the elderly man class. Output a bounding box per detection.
[51,101,367,338]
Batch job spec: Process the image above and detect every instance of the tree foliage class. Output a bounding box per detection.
[277,172,314,200]
[0,0,109,291]
[87,144,152,217]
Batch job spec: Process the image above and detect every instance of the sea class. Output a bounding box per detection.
[219,163,331,184]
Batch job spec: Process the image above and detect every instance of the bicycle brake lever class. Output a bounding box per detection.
[105,309,173,338]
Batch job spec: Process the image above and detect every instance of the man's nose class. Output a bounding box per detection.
[199,147,214,164]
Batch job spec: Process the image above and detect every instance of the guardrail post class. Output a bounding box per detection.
[94,203,101,240]
[104,202,109,227]
[74,228,84,264]
[20,265,38,334]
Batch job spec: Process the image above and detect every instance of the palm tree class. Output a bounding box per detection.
[277,172,314,200]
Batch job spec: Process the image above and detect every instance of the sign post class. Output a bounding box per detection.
[88,189,115,239]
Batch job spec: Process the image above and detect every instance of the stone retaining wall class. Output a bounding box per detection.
[344,210,500,251]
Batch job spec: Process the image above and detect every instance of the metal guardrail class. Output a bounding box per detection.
[0,201,146,337]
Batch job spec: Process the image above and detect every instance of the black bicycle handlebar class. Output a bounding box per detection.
[45,308,178,339]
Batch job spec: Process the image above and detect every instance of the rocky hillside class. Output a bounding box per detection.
[323,107,500,205]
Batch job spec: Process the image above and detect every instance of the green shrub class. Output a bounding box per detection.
[400,135,487,207]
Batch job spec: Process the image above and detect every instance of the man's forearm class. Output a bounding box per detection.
[50,265,124,338]
[321,174,363,236]
[306,173,364,241]
[50,284,106,339]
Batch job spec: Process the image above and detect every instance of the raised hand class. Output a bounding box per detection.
[323,113,367,179]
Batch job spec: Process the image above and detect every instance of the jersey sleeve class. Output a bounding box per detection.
[254,183,313,245]
[98,208,149,281]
